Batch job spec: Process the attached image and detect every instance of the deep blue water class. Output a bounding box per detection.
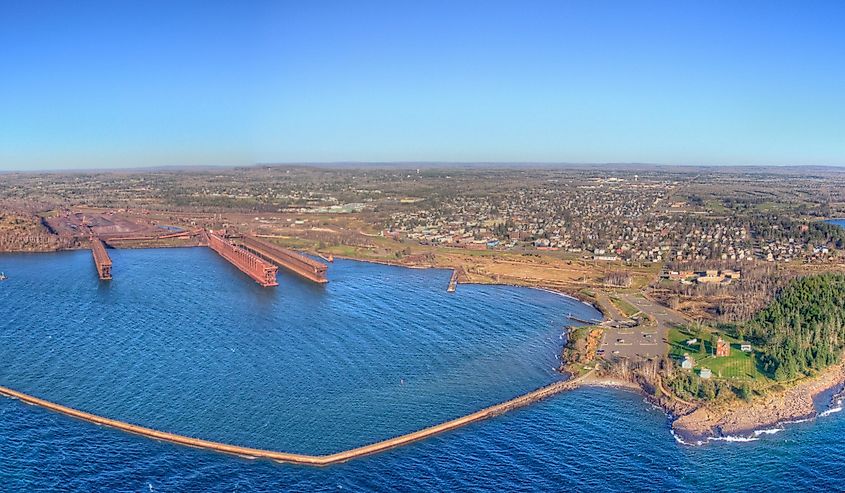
[830,218,845,229]
[1,248,843,492]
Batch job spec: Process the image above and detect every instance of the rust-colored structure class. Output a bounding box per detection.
[715,337,730,357]
[240,236,328,284]
[90,237,112,280]
[207,232,278,287]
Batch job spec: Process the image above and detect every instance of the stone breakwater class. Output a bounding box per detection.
[0,374,587,466]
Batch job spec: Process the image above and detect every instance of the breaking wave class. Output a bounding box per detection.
[707,435,759,443]
[820,405,843,418]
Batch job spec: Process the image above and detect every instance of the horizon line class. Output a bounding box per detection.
[3,161,845,174]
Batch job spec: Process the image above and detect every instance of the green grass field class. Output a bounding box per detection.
[609,296,641,318]
[668,327,765,381]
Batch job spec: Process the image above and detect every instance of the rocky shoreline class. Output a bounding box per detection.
[582,362,845,445]
[15,242,845,446]
[672,363,845,443]
[666,363,845,443]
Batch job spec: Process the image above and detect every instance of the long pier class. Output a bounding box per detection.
[90,237,112,280]
[207,232,278,287]
[240,236,328,284]
[448,269,459,292]
[0,374,586,466]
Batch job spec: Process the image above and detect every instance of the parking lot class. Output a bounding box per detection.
[600,326,662,359]
[598,293,689,361]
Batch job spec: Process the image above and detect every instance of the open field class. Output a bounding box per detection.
[668,327,765,381]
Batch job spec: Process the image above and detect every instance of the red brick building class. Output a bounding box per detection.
[715,337,730,357]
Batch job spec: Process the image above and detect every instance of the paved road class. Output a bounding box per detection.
[619,293,688,327]
[593,290,624,320]
[598,293,689,361]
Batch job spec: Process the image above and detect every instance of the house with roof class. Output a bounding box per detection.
[715,337,730,357]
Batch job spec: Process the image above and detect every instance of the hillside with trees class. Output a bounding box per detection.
[659,273,845,403]
[743,273,845,381]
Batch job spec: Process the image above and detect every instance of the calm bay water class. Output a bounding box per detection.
[0,248,843,491]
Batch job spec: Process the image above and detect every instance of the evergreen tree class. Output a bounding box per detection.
[747,274,845,381]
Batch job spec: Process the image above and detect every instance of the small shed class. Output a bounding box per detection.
[699,368,713,379]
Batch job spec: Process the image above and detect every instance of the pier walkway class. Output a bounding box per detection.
[240,236,328,284]
[447,269,459,292]
[0,373,587,466]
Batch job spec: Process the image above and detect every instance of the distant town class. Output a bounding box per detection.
[4,166,844,262]
[2,164,845,447]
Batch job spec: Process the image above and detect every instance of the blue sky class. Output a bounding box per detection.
[1,0,844,170]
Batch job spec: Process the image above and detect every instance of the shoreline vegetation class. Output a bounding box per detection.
[290,247,845,444]
[577,367,845,444]
[565,346,845,444]
[3,234,845,447]
[561,274,845,443]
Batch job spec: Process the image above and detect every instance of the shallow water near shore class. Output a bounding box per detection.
[1,248,844,491]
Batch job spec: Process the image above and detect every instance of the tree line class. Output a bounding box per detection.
[743,273,845,381]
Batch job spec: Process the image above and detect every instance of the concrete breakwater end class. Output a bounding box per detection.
[0,375,586,466]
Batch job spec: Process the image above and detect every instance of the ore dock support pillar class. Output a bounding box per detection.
[207,232,278,287]
[90,237,112,280]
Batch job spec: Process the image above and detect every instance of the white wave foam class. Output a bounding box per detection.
[670,429,702,446]
[674,401,843,446]
[708,434,759,443]
[753,428,784,437]
[534,287,578,302]
[820,406,843,418]
[639,398,663,412]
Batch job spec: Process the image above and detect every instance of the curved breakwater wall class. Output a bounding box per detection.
[0,375,585,466]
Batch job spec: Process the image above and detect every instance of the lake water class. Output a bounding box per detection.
[0,248,843,491]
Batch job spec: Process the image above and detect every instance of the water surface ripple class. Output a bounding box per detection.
[0,248,596,455]
[1,248,843,491]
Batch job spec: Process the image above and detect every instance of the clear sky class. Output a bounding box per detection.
[1,0,844,170]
